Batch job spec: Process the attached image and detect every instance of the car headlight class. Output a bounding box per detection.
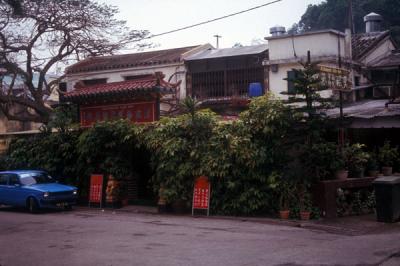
[43,192,50,198]
[73,190,78,195]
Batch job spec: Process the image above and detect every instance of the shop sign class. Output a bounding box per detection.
[318,65,352,91]
[192,176,211,216]
[89,174,103,207]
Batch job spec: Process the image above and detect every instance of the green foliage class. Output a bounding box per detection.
[145,110,217,203]
[146,94,295,215]
[343,143,370,175]
[283,61,334,117]
[77,120,143,181]
[378,140,399,167]
[301,142,339,181]
[46,104,79,133]
[6,130,80,185]
[293,0,400,44]
[337,188,376,216]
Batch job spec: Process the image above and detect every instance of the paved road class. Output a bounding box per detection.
[1,207,400,266]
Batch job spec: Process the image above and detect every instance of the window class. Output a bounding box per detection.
[0,174,7,185]
[127,110,133,120]
[144,108,151,119]
[287,71,297,94]
[9,175,20,185]
[103,111,109,120]
[118,110,124,118]
[95,111,101,121]
[82,78,107,86]
[124,74,151,81]
[136,110,142,120]
[20,173,55,186]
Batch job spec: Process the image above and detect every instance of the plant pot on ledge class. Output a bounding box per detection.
[335,170,348,180]
[368,170,379,177]
[382,166,393,176]
[300,211,311,220]
[279,210,290,219]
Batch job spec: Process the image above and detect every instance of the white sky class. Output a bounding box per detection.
[101,0,323,51]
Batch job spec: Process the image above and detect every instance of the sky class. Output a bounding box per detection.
[100,0,323,51]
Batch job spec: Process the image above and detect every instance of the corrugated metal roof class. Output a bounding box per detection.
[327,99,400,119]
[185,44,268,61]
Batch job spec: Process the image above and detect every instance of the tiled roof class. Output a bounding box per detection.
[66,46,200,74]
[61,74,178,103]
[352,31,390,60]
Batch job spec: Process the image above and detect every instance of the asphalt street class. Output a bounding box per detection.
[1,207,400,266]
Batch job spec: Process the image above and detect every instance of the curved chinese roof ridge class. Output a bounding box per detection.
[61,74,179,102]
[66,45,201,74]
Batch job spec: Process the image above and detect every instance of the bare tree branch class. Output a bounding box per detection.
[0,0,150,124]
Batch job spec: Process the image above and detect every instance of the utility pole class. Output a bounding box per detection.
[213,34,222,48]
[348,0,355,34]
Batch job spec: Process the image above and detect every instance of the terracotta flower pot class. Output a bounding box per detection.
[382,167,393,176]
[368,170,379,177]
[335,170,348,180]
[300,211,311,220]
[279,210,290,219]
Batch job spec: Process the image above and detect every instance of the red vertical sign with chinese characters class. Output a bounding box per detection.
[89,174,103,204]
[192,176,211,215]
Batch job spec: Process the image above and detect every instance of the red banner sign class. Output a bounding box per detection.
[192,176,210,215]
[89,174,103,203]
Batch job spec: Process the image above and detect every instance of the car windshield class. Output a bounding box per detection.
[19,172,55,185]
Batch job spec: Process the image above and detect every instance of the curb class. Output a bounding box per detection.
[74,206,394,236]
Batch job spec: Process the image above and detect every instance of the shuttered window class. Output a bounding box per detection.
[287,71,296,94]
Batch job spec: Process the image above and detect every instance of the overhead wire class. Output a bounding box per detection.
[5,0,284,61]
[139,0,283,40]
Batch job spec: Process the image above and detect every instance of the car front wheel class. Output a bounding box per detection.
[27,197,39,214]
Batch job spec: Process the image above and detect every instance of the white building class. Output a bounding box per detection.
[265,28,347,99]
[264,13,398,102]
[64,44,213,114]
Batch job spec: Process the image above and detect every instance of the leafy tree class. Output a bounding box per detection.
[290,0,400,43]
[283,61,334,118]
[0,0,150,124]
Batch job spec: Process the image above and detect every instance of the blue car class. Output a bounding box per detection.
[0,170,78,213]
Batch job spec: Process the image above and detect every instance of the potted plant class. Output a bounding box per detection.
[366,152,379,177]
[297,185,312,220]
[331,153,348,180]
[343,144,370,178]
[278,180,293,219]
[378,141,399,176]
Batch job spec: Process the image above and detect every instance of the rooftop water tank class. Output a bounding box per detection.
[364,12,383,33]
[270,26,286,37]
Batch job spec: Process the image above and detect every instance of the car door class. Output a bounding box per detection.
[8,174,25,207]
[0,174,8,204]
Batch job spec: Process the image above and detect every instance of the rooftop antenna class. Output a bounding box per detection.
[214,34,222,48]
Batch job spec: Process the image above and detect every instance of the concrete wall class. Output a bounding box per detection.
[268,32,345,62]
[267,32,346,98]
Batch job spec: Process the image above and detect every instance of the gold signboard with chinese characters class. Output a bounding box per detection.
[318,65,352,91]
